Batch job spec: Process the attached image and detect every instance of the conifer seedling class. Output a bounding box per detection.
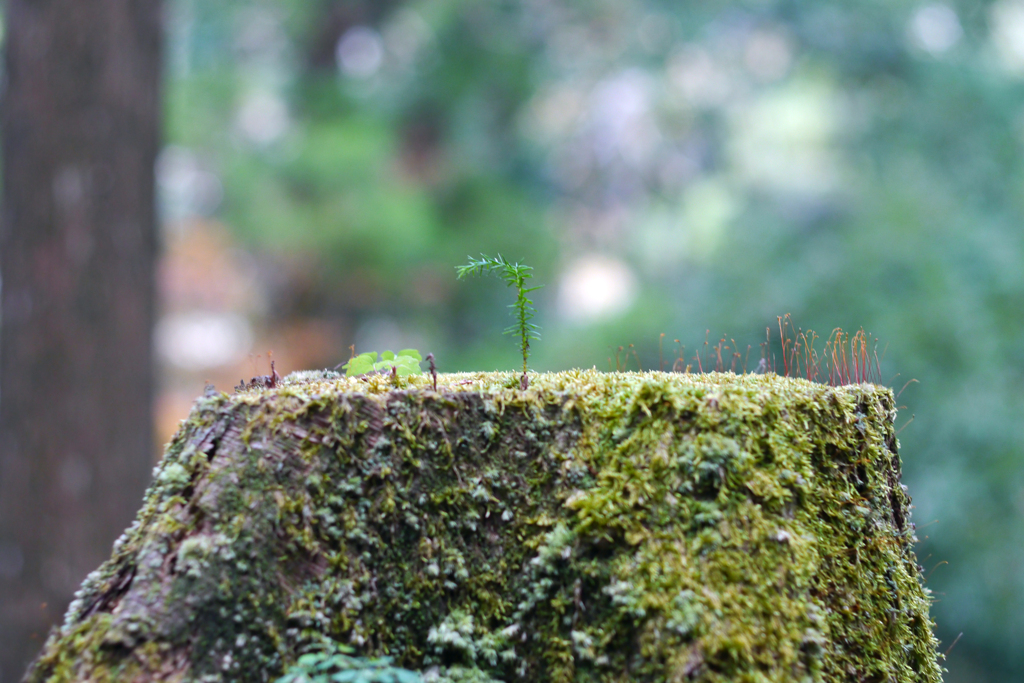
[457,254,541,389]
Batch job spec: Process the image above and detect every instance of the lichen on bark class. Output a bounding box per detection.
[24,370,942,683]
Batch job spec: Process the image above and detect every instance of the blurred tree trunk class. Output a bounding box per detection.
[0,1,162,680]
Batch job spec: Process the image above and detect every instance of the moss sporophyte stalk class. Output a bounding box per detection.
[25,369,941,683]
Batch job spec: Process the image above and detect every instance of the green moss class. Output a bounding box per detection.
[25,370,941,683]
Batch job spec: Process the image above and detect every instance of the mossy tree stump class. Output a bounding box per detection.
[25,371,942,683]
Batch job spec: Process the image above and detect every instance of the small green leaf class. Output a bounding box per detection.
[343,352,379,377]
[381,350,396,361]
[324,655,352,669]
[394,357,423,376]
[397,349,422,361]
[372,359,396,373]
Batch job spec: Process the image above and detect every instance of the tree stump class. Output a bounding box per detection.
[24,370,942,683]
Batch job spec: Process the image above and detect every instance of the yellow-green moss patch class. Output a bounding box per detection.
[26,370,941,683]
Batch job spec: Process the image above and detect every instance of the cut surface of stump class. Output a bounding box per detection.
[25,370,942,683]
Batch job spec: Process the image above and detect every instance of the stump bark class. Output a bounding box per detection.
[24,370,942,683]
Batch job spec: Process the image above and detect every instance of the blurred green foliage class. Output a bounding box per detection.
[164,1,1024,680]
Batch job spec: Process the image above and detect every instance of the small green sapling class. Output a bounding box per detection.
[342,349,424,378]
[456,254,541,389]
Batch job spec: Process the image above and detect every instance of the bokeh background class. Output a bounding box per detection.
[2,0,1024,680]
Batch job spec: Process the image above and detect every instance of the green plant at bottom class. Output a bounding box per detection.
[456,254,540,389]
[276,641,420,683]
